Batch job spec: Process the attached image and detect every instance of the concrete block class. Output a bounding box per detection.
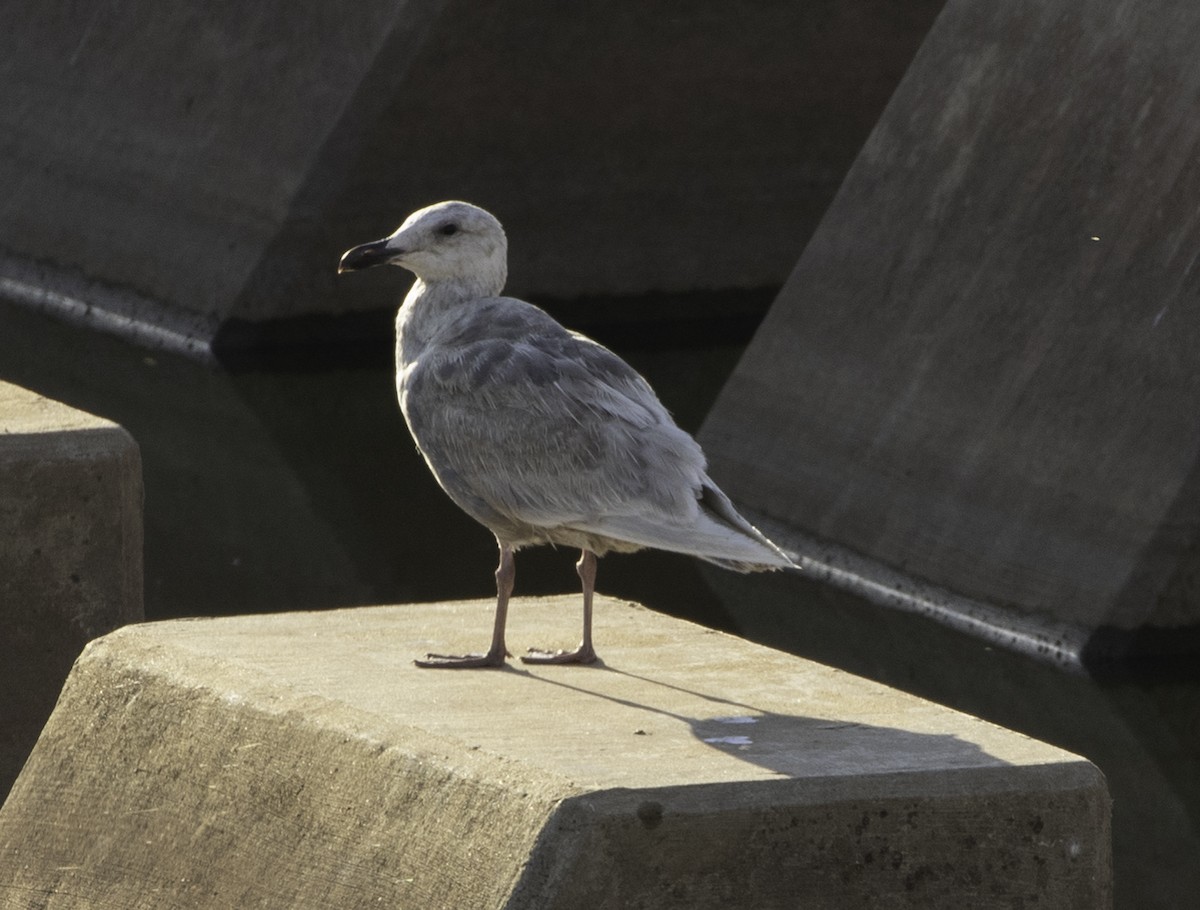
[0,1,942,353]
[699,0,1200,663]
[0,598,1110,908]
[0,382,143,800]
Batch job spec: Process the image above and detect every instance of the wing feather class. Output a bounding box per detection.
[400,299,705,535]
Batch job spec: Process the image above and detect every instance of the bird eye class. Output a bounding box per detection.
[437,223,459,236]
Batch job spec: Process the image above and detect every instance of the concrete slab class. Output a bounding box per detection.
[0,382,143,801]
[0,597,1110,908]
[699,0,1200,664]
[0,1,943,354]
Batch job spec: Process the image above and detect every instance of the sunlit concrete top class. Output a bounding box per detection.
[117,596,1085,792]
[0,380,119,435]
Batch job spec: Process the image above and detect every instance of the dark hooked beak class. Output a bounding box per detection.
[337,238,397,273]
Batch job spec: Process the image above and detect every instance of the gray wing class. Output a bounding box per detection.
[400,301,708,538]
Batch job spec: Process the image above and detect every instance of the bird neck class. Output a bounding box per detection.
[409,273,499,307]
[394,276,500,367]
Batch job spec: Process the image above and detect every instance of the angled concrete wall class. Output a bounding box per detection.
[0,598,1111,908]
[0,1,943,353]
[699,0,1200,663]
[0,382,143,800]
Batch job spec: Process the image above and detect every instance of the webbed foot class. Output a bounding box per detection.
[519,644,598,666]
[415,648,508,669]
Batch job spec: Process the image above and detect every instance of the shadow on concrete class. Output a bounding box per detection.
[512,665,999,780]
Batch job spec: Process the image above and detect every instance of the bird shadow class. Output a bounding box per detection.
[506,663,1005,779]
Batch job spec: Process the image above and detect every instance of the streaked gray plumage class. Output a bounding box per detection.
[339,201,795,667]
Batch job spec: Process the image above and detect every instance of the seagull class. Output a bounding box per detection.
[339,201,795,668]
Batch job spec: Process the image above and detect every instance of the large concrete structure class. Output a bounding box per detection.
[0,383,143,800]
[699,0,1200,664]
[0,598,1111,908]
[0,1,943,355]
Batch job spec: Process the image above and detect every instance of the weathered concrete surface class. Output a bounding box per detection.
[699,0,1200,663]
[0,382,143,801]
[0,597,1110,908]
[0,1,943,353]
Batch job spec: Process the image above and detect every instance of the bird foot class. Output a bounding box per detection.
[520,644,598,666]
[414,649,507,669]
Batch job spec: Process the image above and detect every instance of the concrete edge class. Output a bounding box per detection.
[745,509,1091,671]
[0,424,140,457]
[0,248,219,361]
[69,628,583,792]
[510,762,1111,908]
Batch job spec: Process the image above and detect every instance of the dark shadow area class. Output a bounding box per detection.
[1082,624,1200,680]
[0,613,80,803]
[210,288,776,372]
[1076,410,1200,673]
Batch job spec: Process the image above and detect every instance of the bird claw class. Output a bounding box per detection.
[520,645,598,666]
[414,650,507,669]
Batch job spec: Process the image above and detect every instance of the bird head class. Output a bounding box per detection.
[338,200,508,295]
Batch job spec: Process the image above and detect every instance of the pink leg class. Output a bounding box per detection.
[415,543,513,668]
[521,549,598,665]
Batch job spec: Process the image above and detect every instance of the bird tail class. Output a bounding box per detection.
[692,480,798,572]
[566,479,798,572]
